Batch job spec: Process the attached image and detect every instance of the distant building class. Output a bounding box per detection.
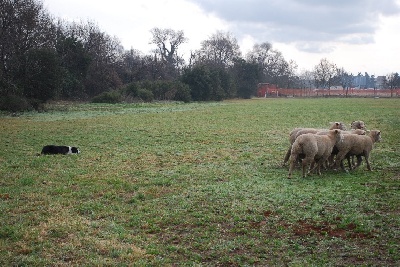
[353,75,366,88]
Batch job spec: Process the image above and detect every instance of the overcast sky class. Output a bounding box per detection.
[44,0,400,76]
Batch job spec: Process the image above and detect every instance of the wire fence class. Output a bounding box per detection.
[261,88,400,98]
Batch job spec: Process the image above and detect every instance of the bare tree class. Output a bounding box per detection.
[117,48,143,83]
[194,31,241,68]
[313,58,336,95]
[246,42,273,80]
[246,42,292,88]
[150,27,187,78]
[0,0,56,96]
[62,20,124,97]
[284,59,298,89]
[68,21,123,65]
[299,70,315,96]
[246,42,272,64]
[266,50,288,87]
[386,72,400,97]
[336,67,353,97]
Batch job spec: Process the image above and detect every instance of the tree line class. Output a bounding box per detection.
[1,0,399,111]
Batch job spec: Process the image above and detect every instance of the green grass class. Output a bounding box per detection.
[1,98,399,266]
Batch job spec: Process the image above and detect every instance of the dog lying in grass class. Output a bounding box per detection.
[41,145,80,155]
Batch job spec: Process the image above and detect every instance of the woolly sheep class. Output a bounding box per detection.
[333,130,382,171]
[315,129,366,169]
[288,129,343,178]
[351,120,366,130]
[296,128,364,139]
[315,128,366,136]
[282,122,346,165]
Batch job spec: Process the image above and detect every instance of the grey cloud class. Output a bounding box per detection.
[294,42,335,53]
[189,0,400,53]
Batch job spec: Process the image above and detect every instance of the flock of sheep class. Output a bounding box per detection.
[283,120,382,178]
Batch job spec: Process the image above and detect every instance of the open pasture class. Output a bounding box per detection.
[1,98,399,266]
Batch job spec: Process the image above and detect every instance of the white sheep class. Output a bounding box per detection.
[313,129,366,169]
[282,122,346,166]
[288,129,343,178]
[333,130,382,171]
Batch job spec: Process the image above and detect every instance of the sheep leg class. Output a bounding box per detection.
[364,153,372,171]
[302,164,307,178]
[308,157,323,176]
[288,155,297,178]
[283,147,292,166]
[353,155,362,169]
[336,155,350,172]
[302,156,314,178]
[309,161,315,172]
[352,155,363,170]
[339,159,347,172]
[327,154,335,169]
[323,158,331,170]
[346,155,352,170]
[333,151,347,171]
[314,158,326,175]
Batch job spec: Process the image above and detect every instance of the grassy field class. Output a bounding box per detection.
[1,98,399,266]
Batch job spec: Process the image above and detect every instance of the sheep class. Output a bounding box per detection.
[308,128,365,137]
[282,122,346,166]
[347,129,366,135]
[314,129,366,169]
[288,129,343,178]
[333,130,381,171]
[351,120,366,130]
[296,128,363,140]
[292,124,366,169]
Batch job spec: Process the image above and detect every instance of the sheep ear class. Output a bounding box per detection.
[366,130,371,133]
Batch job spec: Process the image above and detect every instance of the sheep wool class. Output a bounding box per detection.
[288,129,343,178]
[334,130,381,171]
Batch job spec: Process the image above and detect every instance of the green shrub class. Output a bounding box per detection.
[122,81,191,102]
[137,88,154,102]
[124,82,153,102]
[91,90,121,104]
[130,80,192,102]
[0,95,33,112]
[174,83,191,103]
[125,83,139,96]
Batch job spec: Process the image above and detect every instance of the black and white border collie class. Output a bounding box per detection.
[41,145,80,155]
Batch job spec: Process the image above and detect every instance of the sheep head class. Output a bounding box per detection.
[329,122,347,130]
[370,130,382,143]
[351,120,366,130]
